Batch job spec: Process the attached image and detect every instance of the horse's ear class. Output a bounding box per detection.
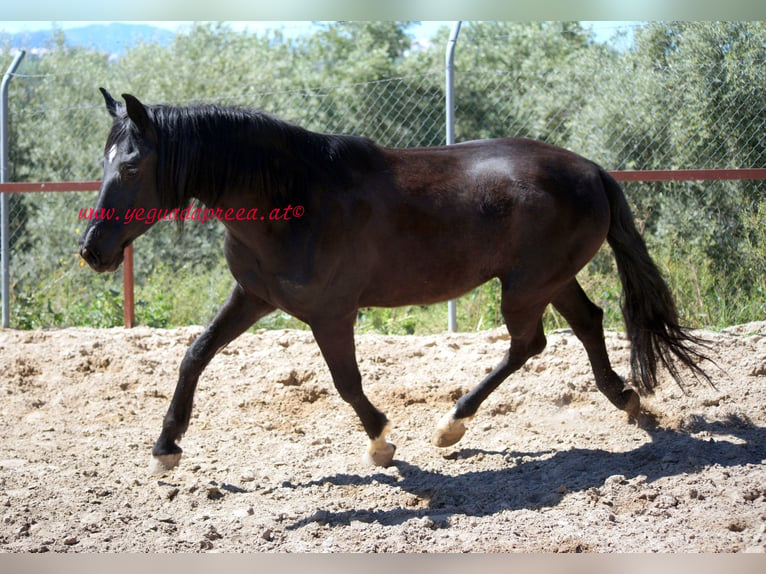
[122,93,157,143]
[100,87,119,118]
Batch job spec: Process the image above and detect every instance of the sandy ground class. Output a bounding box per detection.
[1,321,765,553]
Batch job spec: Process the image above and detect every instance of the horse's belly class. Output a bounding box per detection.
[359,261,494,307]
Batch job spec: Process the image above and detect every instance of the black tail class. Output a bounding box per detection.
[600,169,711,394]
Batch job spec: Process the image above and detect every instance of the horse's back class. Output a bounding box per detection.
[379,136,608,231]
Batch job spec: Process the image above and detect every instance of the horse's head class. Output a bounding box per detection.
[78,88,162,272]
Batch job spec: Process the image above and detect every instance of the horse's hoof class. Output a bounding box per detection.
[623,390,641,420]
[432,409,471,447]
[363,441,396,467]
[150,452,182,474]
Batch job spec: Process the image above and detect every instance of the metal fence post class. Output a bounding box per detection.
[1,50,25,329]
[445,21,461,332]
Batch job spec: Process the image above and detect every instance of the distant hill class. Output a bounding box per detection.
[2,23,177,57]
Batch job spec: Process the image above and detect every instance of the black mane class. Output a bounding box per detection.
[108,102,384,210]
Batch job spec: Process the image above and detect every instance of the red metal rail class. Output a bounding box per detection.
[612,168,766,182]
[2,168,766,329]
[0,181,102,192]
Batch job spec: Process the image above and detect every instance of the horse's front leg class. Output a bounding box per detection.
[150,284,274,473]
[311,313,394,466]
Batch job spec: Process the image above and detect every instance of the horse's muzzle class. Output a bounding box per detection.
[79,244,123,273]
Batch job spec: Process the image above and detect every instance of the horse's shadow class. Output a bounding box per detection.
[283,413,763,530]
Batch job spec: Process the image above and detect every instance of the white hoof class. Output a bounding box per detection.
[362,423,396,467]
[624,390,641,419]
[150,452,182,474]
[363,442,396,467]
[432,408,472,447]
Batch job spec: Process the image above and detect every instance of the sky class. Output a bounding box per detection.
[0,20,641,46]
[1,0,763,26]
[0,20,317,34]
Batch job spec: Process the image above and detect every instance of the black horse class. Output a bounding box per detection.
[79,89,709,472]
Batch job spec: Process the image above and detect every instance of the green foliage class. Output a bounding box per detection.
[2,21,765,333]
[134,258,234,327]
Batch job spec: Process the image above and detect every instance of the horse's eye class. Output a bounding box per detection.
[120,163,139,179]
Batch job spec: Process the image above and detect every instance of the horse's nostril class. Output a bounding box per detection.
[80,246,100,267]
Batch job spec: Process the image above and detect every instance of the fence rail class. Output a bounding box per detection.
[612,169,766,182]
[0,181,101,192]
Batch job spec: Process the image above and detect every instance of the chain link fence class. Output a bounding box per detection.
[2,22,765,330]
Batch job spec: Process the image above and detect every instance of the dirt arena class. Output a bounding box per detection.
[1,322,765,552]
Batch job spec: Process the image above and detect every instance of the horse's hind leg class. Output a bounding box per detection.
[151,285,275,473]
[551,279,640,417]
[311,313,394,466]
[432,301,548,448]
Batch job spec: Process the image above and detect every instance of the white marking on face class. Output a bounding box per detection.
[107,145,117,165]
